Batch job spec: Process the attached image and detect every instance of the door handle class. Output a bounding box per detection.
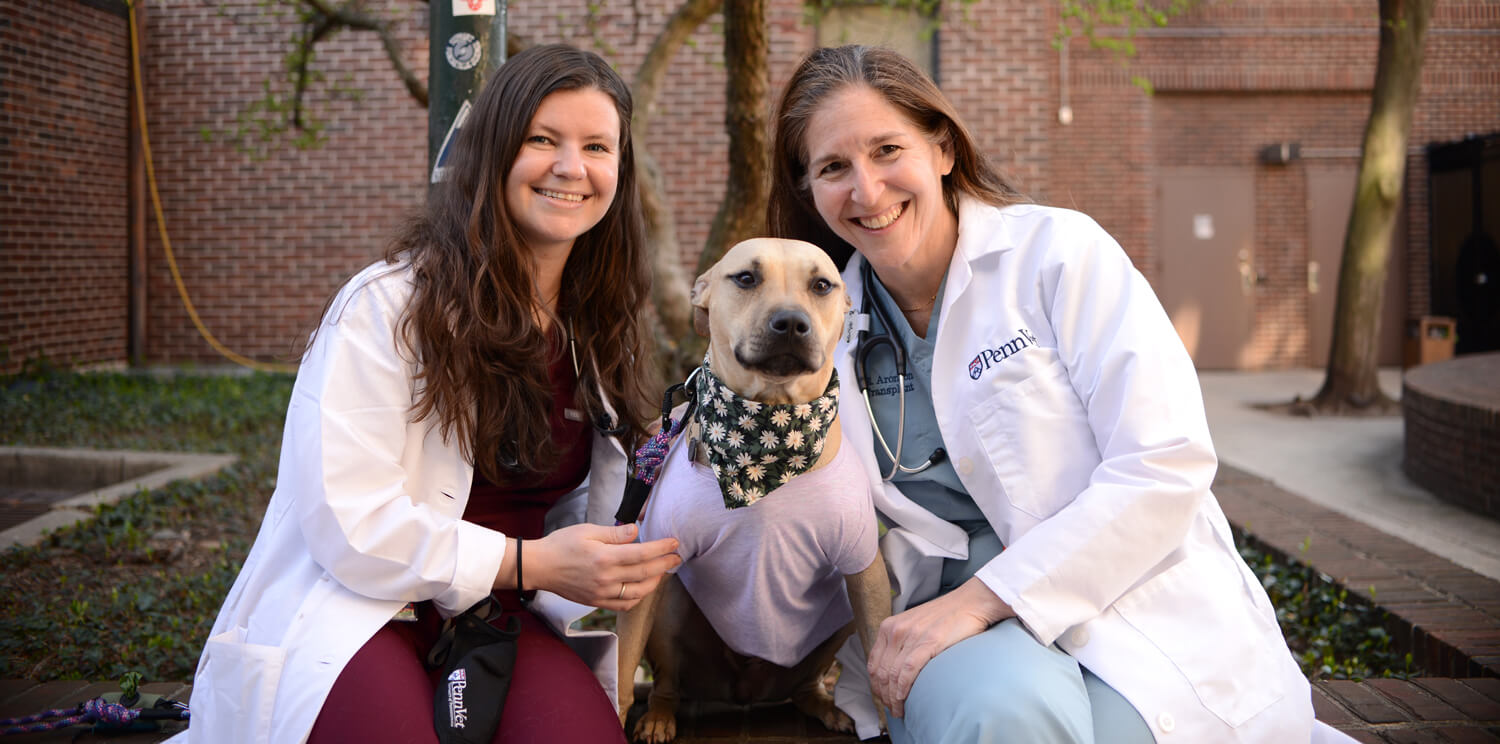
[1308,260,1320,294]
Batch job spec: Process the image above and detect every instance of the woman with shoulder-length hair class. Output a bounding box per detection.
[172,44,681,744]
[769,45,1320,743]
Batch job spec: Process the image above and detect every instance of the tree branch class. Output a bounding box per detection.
[631,0,723,377]
[633,0,721,135]
[290,14,337,129]
[296,0,427,117]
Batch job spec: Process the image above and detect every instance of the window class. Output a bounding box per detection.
[814,3,938,81]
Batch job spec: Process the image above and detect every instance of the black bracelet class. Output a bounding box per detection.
[516,536,534,607]
[515,536,524,594]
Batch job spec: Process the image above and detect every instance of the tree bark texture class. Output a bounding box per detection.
[697,0,771,275]
[1311,0,1432,413]
[631,0,722,380]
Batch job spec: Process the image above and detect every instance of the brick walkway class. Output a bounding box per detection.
[4,466,1498,742]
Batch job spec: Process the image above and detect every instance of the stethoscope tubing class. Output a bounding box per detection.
[854,262,942,480]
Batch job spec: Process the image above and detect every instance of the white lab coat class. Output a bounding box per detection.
[831,199,1315,742]
[169,261,628,744]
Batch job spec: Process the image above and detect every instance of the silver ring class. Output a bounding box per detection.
[618,583,627,600]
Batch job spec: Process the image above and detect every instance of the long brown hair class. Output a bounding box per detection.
[767,45,1025,269]
[386,44,656,481]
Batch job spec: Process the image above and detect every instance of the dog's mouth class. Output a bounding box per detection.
[733,347,819,378]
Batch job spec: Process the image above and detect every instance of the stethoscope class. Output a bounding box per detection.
[566,323,630,439]
[852,261,948,481]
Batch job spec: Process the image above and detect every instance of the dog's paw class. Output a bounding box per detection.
[817,705,856,734]
[793,684,854,734]
[632,708,678,744]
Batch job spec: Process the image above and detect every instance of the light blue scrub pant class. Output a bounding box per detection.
[884,528,1155,744]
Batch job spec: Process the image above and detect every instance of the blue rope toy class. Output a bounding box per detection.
[614,371,700,525]
[1,693,188,735]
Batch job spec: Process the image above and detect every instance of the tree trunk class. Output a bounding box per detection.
[697,0,770,275]
[631,0,721,380]
[1309,0,1432,414]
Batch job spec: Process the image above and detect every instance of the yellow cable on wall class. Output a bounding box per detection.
[127,0,297,374]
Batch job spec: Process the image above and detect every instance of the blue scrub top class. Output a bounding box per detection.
[864,274,1002,592]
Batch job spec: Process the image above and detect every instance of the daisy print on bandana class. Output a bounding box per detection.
[692,359,840,508]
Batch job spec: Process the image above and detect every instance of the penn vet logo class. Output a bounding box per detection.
[968,328,1040,380]
[447,667,469,728]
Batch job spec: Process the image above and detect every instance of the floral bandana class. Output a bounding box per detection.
[691,361,840,509]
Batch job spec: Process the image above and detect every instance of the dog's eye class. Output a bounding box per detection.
[810,278,833,296]
[731,271,758,289]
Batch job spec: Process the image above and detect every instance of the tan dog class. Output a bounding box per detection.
[615,238,891,743]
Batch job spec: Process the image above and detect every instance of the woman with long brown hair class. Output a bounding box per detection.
[172,44,679,744]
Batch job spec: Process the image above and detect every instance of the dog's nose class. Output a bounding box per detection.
[767,309,812,338]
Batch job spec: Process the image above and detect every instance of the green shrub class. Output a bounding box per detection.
[0,368,1420,684]
[1,369,292,682]
[1239,537,1417,681]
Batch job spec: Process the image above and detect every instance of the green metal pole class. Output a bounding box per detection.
[428,0,509,184]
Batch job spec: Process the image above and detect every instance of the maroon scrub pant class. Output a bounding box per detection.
[308,595,625,744]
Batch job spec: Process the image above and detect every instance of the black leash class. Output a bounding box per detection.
[614,372,700,525]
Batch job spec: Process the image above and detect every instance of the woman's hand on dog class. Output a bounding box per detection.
[514,523,682,611]
[868,578,1014,718]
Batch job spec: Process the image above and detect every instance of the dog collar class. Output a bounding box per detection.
[692,361,839,509]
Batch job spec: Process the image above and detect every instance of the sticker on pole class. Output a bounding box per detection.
[446,32,481,70]
[453,0,497,15]
[431,100,472,184]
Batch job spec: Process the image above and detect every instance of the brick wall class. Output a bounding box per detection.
[5,0,1498,370]
[1052,0,1500,368]
[0,0,132,373]
[1403,354,1500,520]
[138,0,429,366]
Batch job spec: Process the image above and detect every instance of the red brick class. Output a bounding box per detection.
[1386,731,1460,744]
[1414,678,1500,720]
[1464,677,1500,704]
[1313,683,1360,726]
[1367,679,1466,721]
[0,680,90,719]
[6,0,1500,371]
[1431,728,1500,744]
[1323,680,1414,724]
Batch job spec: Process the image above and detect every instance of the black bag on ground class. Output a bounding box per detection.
[425,595,522,744]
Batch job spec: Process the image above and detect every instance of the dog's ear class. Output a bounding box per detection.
[691,273,713,338]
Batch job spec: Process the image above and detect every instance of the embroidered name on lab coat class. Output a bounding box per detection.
[968,328,1039,380]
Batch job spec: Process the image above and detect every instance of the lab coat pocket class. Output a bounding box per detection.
[967,359,1095,520]
[1114,556,1285,727]
[195,627,286,744]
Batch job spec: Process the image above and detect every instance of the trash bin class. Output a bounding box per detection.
[1403,316,1457,368]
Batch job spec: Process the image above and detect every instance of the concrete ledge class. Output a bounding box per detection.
[0,447,237,550]
[1403,353,1500,519]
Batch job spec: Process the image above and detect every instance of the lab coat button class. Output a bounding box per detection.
[1157,712,1175,733]
[1069,628,1089,647]
[957,457,974,476]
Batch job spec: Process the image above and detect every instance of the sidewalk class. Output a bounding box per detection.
[1198,369,1500,582]
[4,371,1498,742]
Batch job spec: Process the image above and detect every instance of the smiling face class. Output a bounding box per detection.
[691,238,850,405]
[802,85,957,276]
[504,87,622,259]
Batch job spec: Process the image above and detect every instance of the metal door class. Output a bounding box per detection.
[1306,166,1405,368]
[1156,168,1256,369]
